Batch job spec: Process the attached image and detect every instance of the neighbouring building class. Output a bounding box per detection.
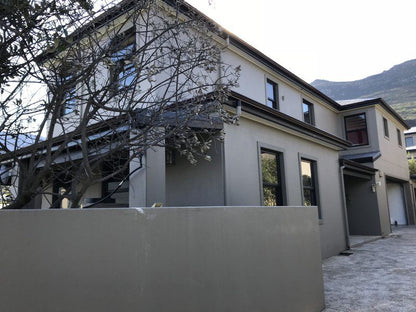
[6,0,415,259]
[405,126,416,158]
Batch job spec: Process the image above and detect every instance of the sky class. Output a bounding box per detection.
[186,0,416,83]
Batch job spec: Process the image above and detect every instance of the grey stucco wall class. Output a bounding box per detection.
[0,207,324,312]
[344,175,381,235]
[166,140,225,206]
[223,118,347,259]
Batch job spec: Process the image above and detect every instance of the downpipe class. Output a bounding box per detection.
[340,165,351,249]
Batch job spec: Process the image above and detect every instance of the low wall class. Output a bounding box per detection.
[0,206,324,312]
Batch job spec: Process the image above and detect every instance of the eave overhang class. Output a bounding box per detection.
[339,98,409,129]
[340,151,381,164]
[229,91,351,150]
[340,159,378,179]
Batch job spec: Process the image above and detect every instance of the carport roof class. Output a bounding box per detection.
[340,159,378,179]
[341,151,381,163]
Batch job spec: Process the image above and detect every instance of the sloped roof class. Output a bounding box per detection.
[338,98,409,129]
[404,127,416,135]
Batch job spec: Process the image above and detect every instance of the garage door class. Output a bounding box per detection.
[387,183,407,225]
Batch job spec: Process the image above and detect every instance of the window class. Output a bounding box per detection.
[260,148,284,206]
[266,79,278,109]
[110,28,135,91]
[344,113,369,146]
[59,72,77,116]
[300,158,320,218]
[406,136,414,147]
[397,129,402,147]
[101,155,130,206]
[383,117,389,138]
[302,100,314,125]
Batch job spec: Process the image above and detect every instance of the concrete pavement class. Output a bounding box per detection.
[322,226,416,312]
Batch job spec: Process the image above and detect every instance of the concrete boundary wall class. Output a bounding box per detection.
[0,207,324,312]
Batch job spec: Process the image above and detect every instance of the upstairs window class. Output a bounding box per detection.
[300,158,320,218]
[302,100,315,125]
[397,129,402,147]
[406,136,414,147]
[344,113,369,146]
[260,148,284,206]
[59,72,77,116]
[266,79,278,109]
[110,28,135,91]
[383,117,389,138]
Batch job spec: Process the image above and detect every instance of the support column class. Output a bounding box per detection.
[129,146,166,208]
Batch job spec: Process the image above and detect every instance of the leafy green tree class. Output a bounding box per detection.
[409,155,416,176]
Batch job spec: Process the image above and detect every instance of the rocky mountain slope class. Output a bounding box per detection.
[311,59,416,125]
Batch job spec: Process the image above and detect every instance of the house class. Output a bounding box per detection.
[338,99,413,237]
[8,0,414,259]
[404,126,416,158]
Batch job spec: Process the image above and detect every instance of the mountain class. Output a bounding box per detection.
[311,59,416,126]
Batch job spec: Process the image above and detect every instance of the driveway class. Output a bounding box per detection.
[322,226,416,312]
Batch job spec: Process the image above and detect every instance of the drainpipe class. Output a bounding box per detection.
[340,165,351,249]
[235,99,242,118]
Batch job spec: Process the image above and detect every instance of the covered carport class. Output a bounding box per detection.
[340,160,381,236]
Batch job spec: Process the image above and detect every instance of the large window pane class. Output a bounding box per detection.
[345,113,369,146]
[266,79,278,109]
[261,152,278,184]
[263,185,277,206]
[301,158,320,218]
[261,149,283,206]
[110,28,135,91]
[406,137,413,147]
[303,100,314,125]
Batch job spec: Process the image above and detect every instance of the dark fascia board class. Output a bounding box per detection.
[341,151,382,163]
[340,98,409,129]
[340,159,378,175]
[230,91,351,149]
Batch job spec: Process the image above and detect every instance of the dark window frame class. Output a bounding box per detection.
[259,147,285,206]
[109,27,136,93]
[300,157,321,219]
[405,136,414,147]
[383,117,389,138]
[302,99,315,125]
[101,155,130,206]
[397,128,402,147]
[59,72,77,116]
[344,113,369,146]
[266,79,279,110]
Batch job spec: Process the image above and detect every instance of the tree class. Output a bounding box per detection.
[0,0,239,209]
[409,155,416,176]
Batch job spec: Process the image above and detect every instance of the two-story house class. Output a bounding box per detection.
[404,127,416,158]
[11,0,414,259]
[338,99,413,239]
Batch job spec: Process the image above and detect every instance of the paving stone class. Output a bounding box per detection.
[322,226,416,312]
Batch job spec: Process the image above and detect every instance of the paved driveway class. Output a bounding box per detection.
[322,226,416,312]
